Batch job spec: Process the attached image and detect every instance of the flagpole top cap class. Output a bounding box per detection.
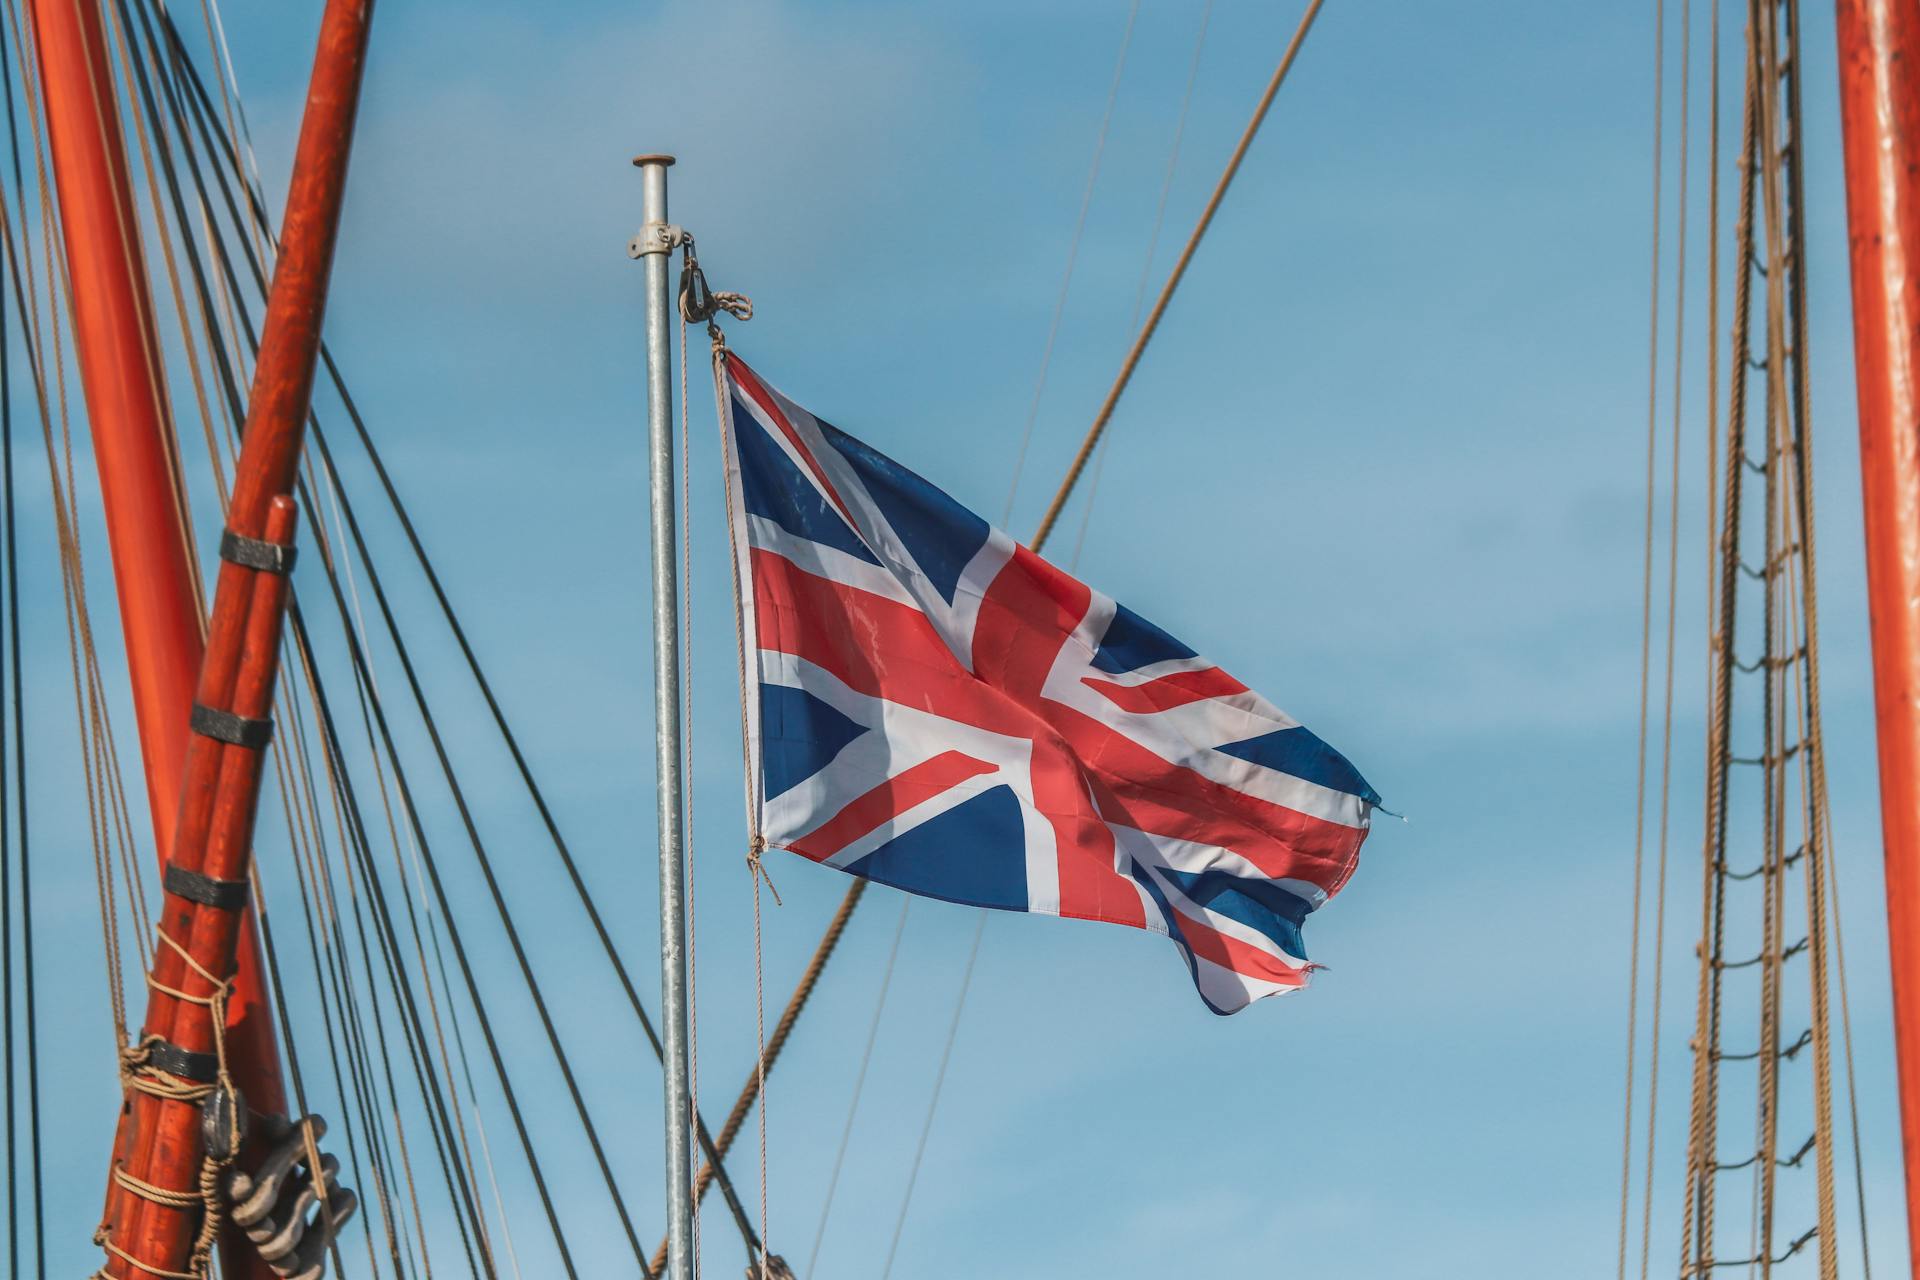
[632,153,677,168]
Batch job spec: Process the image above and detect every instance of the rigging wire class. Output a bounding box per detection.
[1028,0,1327,551]
[0,99,15,1274]
[118,15,483,1270]
[881,909,983,1280]
[2,168,37,1280]
[132,9,792,1270]
[1636,0,1693,1274]
[149,0,765,1241]
[852,6,1154,1268]
[1671,4,1862,1269]
[999,0,1141,527]
[140,38,496,1275]
[0,11,39,1265]
[1680,28,1761,1270]
[1069,0,1214,569]
[804,898,908,1280]
[279,673,404,1277]
[0,24,19,1262]
[314,441,654,1274]
[879,7,1332,1266]
[114,10,645,1274]
[100,27,381,1280]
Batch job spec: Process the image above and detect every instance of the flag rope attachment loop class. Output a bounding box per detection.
[682,233,799,1280]
[695,255,807,1280]
[678,233,752,356]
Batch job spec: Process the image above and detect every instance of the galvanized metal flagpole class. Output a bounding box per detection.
[632,152,697,1280]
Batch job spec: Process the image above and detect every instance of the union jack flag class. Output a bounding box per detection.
[720,353,1377,1013]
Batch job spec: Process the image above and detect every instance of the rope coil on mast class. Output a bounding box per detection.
[100,929,239,1280]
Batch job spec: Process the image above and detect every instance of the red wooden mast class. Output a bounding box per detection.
[103,5,375,1273]
[23,2,286,1267]
[1833,0,1920,1271]
[21,0,375,1274]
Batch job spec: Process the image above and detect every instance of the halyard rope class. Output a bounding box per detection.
[1637,0,1692,1274]
[1615,1,1663,1273]
[678,243,704,1280]
[686,241,786,1279]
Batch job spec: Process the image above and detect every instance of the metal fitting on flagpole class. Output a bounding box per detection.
[633,149,697,1280]
[629,154,686,259]
[629,220,685,259]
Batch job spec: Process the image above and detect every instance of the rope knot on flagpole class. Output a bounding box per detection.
[677,232,752,354]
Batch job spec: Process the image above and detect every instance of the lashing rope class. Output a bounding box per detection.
[100,928,239,1280]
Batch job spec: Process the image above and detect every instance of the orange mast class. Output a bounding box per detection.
[22,4,285,1275]
[1833,0,1920,1272]
[100,2,374,1272]
[23,0,374,1274]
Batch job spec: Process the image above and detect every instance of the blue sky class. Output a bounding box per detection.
[6,1,1908,1277]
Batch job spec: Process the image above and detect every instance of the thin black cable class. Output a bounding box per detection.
[147,30,557,1265]
[252,866,354,1280]
[0,5,41,1271]
[119,13,477,1270]
[882,913,986,1279]
[279,709,400,1278]
[291,585,585,1278]
[290,571,495,1280]
[148,20,758,1246]
[129,13,540,1268]
[323,599,498,1280]
[127,16,506,1270]
[0,53,16,1277]
[326,752,477,1280]
[283,657,434,1280]
[291,595,555,1277]
[311,342,763,1248]
[302,425,651,1274]
[280,658,413,1280]
[124,0,250,424]
[107,16,363,1274]
[144,7,747,1269]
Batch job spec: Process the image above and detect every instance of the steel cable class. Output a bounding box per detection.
[142,3,763,1247]
[1616,0,1665,1271]
[1029,0,1327,551]
[1069,0,1213,569]
[999,0,1141,526]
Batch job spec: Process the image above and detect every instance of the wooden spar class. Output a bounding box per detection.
[93,1,375,1277]
[23,1,285,1272]
[25,0,196,821]
[1833,0,1920,1270]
